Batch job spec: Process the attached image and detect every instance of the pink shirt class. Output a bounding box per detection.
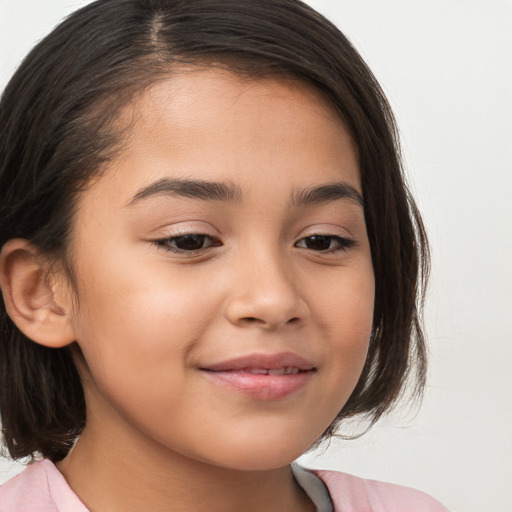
[0,459,449,511]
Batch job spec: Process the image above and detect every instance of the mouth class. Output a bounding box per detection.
[219,367,305,375]
[199,352,316,400]
[200,352,315,372]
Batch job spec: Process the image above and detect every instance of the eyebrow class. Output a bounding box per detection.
[127,178,363,208]
[127,178,243,206]
[290,182,364,207]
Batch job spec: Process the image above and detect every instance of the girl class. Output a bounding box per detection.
[0,0,447,510]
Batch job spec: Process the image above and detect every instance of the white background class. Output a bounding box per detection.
[0,1,511,511]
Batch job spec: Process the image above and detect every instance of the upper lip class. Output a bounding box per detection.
[200,352,316,372]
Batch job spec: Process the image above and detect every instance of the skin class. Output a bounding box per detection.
[3,69,375,511]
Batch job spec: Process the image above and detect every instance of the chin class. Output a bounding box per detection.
[200,435,315,472]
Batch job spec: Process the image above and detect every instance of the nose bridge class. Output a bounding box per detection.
[225,243,307,329]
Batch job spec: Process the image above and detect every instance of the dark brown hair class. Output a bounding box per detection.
[0,0,429,462]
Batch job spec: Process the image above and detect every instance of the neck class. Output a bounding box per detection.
[57,422,314,512]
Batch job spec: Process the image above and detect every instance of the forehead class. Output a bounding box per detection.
[128,67,343,128]
[87,68,360,205]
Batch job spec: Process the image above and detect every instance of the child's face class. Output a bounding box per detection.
[64,69,374,470]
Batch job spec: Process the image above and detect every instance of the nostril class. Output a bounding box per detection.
[241,317,262,324]
[238,316,300,327]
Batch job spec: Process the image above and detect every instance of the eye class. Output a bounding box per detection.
[154,233,222,253]
[295,235,355,252]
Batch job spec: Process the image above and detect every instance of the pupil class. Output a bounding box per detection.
[306,236,331,251]
[176,234,205,251]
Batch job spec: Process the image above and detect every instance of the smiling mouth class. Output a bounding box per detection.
[199,352,316,400]
[215,367,305,375]
[200,351,316,372]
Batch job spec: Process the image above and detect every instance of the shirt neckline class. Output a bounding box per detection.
[292,463,334,512]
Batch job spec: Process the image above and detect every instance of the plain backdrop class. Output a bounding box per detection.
[0,1,511,511]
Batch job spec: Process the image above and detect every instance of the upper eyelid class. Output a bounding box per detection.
[152,225,218,238]
[148,218,358,239]
[152,228,354,240]
[297,229,355,243]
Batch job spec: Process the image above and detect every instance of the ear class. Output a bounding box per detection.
[0,239,75,348]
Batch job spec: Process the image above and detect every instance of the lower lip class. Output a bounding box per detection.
[200,370,314,400]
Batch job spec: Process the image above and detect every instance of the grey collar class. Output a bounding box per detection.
[292,463,333,512]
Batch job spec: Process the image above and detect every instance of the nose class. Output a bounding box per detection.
[224,248,309,330]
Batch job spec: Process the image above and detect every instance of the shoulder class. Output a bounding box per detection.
[312,469,449,512]
[0,460,56,512]
[0,459,88,512]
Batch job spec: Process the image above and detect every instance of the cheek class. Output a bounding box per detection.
[68,251,223,393]
[316,262,375,344]
[312,263,375,397]
[72,243,218,334]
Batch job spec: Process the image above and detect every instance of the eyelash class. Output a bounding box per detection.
[295,235,356,253]
[152,233,356,255]
[153,233,222,254]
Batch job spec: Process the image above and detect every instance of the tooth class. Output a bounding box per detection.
[268,368,286,375]
[249,368,268,375]
[284,367,293,375]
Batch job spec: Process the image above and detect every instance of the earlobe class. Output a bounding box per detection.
[0,239,75,348]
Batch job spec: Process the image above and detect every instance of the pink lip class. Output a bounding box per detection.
[199,352,316,401]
